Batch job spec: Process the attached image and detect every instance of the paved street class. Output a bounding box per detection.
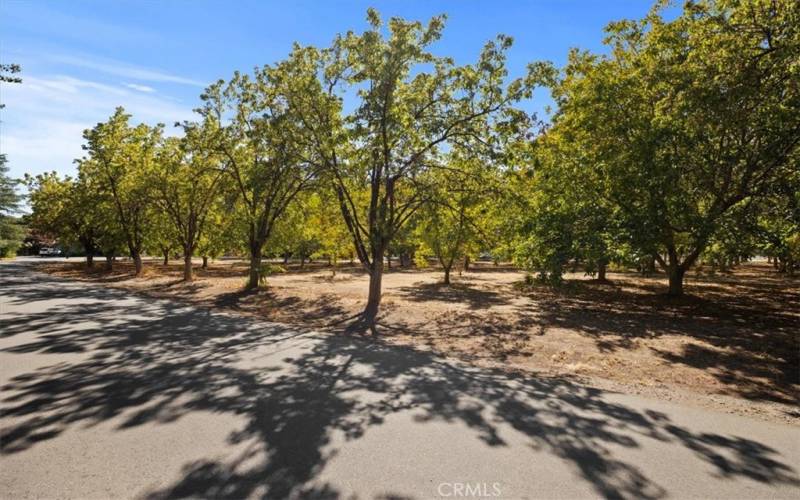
[1,260,799,499]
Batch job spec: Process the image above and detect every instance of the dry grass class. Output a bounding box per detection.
[39,258,799,423]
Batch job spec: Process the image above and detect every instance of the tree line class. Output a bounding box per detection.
[24,1,800,327]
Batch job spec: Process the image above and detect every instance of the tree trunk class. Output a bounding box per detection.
[202,256,208,269]
[246,243,262,290]
[105,255,114,271]
[363,244,385,327]
[443,266,451,285]
[364,263,383,326]
[300,256,305,269]
[183,253,193,282]
[80,238,95,268]
[163,251,169,266]
[464,256,470,271]
[386,255,391,269]
[598,262,607,281]
[133,252,143,276]
[667,266,686,297]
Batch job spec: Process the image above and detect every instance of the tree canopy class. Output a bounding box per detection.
[22,2,800,330]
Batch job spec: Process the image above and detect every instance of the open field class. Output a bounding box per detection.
[38,259,799,424]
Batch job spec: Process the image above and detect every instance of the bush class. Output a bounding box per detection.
[258,263,286,286]
[514,232,570,286]
[0,239,20,258]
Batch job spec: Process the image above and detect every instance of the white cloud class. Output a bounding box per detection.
[0,74,196,181]
[125,83,156,93]
[50,54,206,87]
[22,75,128,97]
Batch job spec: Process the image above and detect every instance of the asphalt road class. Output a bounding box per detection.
[1,259,799,499]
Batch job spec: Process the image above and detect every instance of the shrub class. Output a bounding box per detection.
[258,263,286,286]
[0,239,20,258]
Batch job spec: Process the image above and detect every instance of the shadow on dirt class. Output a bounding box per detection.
[529,272,799,405]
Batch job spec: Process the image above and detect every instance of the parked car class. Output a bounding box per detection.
[39,247,61,257]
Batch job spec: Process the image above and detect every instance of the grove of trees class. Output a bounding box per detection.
[24,1,800,329]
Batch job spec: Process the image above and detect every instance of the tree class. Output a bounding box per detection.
[306,190,352,273]
[144,209,178,267]
[513,120,622,283]
[417,205,469,285]
[25,171,120,268]
[0,63,22,84]
[152,122,225,281]
[0,155,21,216]
[386,222,418,268]
[266,198,304,264]
[755,164,800,275]
[199,66,317,289]
[0,154,24,257]
[545,0,800,295]
[94,210,127,271]
[80,108,162,275]
[1,66,25,257]
[25,173,78,259]
[0,63,22,109]
[280,9,543,326]
[195,204,234,270]
[514,197,574,285]
[416,157,489,284]
[266,193,324,269]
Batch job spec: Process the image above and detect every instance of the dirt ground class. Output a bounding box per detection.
[37,258,799,424]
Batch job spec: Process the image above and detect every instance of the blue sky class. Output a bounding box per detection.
[1,0,657,181]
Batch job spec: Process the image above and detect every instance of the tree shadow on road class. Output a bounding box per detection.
[1,265,799,499]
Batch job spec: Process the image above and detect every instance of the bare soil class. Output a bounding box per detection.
[38,259,799,424]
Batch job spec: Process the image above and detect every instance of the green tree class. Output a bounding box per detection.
[79,108,162,275]
[267,193,321,269]
[0,155,21,215]
[416,157,490,284]
[514,123,621,283]
[0,154,24,257]
[0,64,23,256]
[152,122,225,281]
[280,9,544,326]
[26,171,120,268]
[196,198,236,270]
[306,190,352,272]
[199,67,318,289]
[545,0,800,295]
[756,165,800,275]
[144,208,178,267]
